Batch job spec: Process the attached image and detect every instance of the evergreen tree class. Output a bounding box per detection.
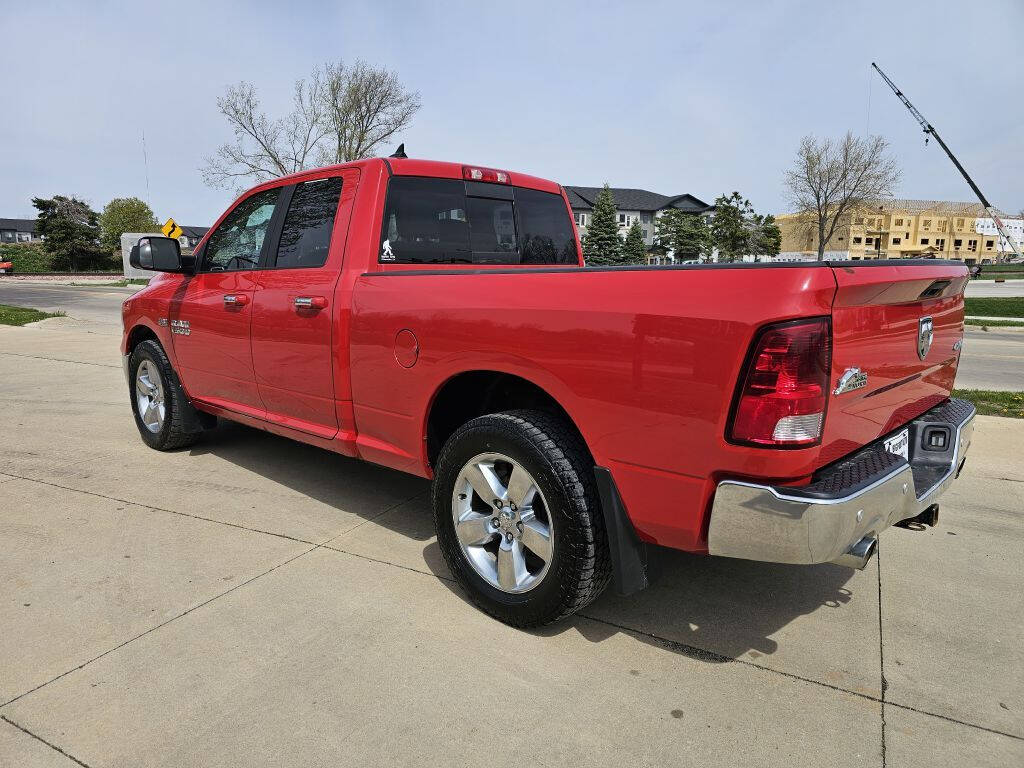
[32,196,102,271]
[710,192,755,262]
[623,221,646,264]
[655,209,711,261]
[747,213,782,257]
[582,183,622,266]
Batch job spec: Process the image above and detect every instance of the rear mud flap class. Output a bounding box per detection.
[594,466,649,596]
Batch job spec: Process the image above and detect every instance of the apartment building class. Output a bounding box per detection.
[776,200,1020,263]
[565,187,714,254]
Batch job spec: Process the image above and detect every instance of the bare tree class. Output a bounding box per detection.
[202,61,420,190]
[202,77,327,190]
[318,60,421,164]
[784,132,901,260]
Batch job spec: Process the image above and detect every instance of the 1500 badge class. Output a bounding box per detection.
[170,319,190,336]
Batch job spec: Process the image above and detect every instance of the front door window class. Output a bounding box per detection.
[202,188,281,272]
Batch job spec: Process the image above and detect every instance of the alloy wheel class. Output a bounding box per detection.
[451,452,554,594]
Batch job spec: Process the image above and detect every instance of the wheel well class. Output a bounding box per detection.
[127,325,159,352]
[426,371,591,468]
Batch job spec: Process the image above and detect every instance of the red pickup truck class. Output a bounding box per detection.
[121,157,975,627]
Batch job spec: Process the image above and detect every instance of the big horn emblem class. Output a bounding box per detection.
[917,316,934,360]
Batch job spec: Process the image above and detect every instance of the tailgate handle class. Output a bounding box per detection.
[919,279,951,299]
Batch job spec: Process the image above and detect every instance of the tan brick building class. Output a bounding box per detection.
[776,200,1021,264]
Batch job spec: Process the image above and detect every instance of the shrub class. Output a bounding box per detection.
[0,242,121,272]
[0,242,54,272]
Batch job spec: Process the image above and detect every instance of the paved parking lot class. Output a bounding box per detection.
[1,316,1022,767]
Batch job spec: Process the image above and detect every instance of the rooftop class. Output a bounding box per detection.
[566,187,713,214]
[0,218,37,232]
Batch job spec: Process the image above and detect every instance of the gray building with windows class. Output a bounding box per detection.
[0,218,41,244]
[565,187,714,262]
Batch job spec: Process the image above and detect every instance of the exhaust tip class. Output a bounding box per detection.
[833,535,878,570]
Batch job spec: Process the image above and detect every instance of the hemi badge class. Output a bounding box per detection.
[157,318,168,326]
[834,367,868,395]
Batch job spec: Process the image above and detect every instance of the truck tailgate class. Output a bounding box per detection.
[820,261,969,466]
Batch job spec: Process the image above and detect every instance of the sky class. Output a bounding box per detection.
[2,0,1022,226]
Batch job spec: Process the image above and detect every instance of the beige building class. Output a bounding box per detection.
[777,200,1021,264]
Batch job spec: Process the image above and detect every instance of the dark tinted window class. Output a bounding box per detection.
[203,188,280,272]
[379,177,577,265]
[274,177,343,269]
[380,177,470,263]
[466,196,517,260]
[515,187,578,264]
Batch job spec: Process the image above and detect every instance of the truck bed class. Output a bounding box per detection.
[349,259,968,552]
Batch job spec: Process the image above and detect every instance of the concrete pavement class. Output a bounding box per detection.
[0,315,1021,766]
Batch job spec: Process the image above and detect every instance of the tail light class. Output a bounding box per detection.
[463,165,510,184]
[728,318,831,447]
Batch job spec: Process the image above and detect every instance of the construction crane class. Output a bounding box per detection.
[872,61,1022,261]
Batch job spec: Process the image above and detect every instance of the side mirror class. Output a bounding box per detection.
[129,236,182,272]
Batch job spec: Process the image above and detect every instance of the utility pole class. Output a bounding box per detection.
[872,62,1022,261]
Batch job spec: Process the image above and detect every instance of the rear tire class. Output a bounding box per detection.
[128,339,205,451]
[432,410,611,627]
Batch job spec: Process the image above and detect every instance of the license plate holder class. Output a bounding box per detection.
[884,428,910,462]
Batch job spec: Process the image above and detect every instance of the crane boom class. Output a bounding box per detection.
[871,62,1022,260]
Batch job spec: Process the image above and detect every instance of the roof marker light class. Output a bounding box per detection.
[463,166,510,184]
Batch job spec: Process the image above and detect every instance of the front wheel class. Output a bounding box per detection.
[128,339,205,451]
[432,410,610,627]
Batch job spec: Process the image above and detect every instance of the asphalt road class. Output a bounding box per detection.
[0,281,137,330]
[965,279,1024,297]
[1,312,1021,767]
[1,281,1020,391]
[957,327,1024,390]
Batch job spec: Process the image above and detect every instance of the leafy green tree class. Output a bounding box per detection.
[623,221,646,264]
[655,209,711,261]
[710,192,755,262]
[748,213,781,257]
[32,196,102,271]
[99,197,159,252]
[582,183,623,266]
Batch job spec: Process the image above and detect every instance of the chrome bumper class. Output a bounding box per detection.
[122,353,131,387]
[707,398,975,568]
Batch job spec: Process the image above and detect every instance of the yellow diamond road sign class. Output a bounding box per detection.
[161,218,183,240]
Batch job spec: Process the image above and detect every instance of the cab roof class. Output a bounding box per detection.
[268,157,563,196]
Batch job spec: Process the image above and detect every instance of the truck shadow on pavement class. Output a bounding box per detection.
[187,422,433,540]
[422,538,857,664]
[192,422,857,664]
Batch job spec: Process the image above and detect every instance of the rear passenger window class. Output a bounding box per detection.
[380,177,578,265]
[274,177,343,269]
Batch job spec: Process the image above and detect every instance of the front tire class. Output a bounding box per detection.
[432,410,611,627]
[128,339,204,451]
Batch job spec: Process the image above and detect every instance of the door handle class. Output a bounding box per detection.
[294,296,328,310]
[223,294,249,306]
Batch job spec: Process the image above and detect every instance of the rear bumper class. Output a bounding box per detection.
[707,398,975,568]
